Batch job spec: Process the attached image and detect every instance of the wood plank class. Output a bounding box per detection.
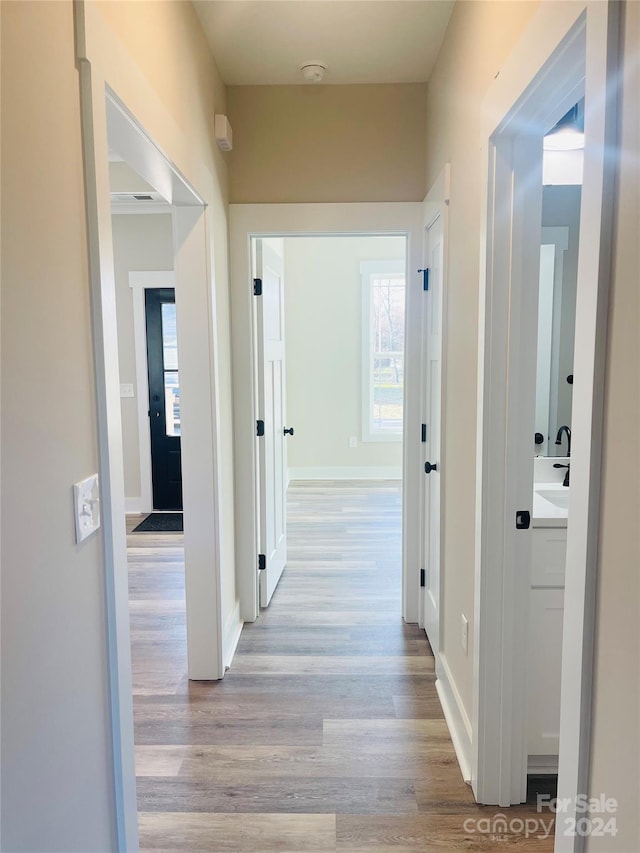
[138,812,336,852]
[128,481,552,852]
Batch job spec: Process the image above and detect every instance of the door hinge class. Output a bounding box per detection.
[420,568,426,588]
[253,278,263,296]
[418,268,430,291]
[258,554,266,571]
[421,423,427,443]
[256,419,265,437]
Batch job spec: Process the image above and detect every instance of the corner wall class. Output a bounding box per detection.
[423,0,540,720]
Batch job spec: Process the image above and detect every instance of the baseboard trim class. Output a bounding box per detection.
[223,602,243,671]
[435,653,473,784]
[125,497,145,515]
[528,756,559,775]
[288,466,402,481]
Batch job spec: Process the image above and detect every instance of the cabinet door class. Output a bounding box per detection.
[531,528,567,587]
[527,588,564,756]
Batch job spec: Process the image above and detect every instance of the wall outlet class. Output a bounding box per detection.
[461,614,469,655]
[120,383,135,398]
[348,436,357,448]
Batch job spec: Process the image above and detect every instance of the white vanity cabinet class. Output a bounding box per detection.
[527,524,567,767]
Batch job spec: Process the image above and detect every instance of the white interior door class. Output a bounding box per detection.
[255,239,288,607]
[421,215,444,652]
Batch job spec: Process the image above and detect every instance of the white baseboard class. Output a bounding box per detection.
[288,466,402,481]
[223,601,243,670]
[125,497,145,515]
[435,653,473,784]
[528,755,559,775]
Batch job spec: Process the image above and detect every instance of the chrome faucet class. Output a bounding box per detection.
[555,425,571,456]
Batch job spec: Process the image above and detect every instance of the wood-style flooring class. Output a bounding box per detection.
[128,481,554,851]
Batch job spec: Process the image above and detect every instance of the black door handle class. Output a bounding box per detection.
[284,427,295,436]
[424,461,437,473]
[516,510,531,530]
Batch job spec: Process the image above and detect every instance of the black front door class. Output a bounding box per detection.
[145,288,182,510]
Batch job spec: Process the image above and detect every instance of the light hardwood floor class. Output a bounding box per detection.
[128,481,554,851]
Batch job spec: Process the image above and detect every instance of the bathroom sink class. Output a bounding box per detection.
[536,489,570,510]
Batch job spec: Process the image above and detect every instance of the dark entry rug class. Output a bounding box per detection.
[133,512,183,533]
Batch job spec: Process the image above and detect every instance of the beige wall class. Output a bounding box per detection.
[284,236,405,475]
[1,0,235,848]
[227,84,428,203]
[587,2,640,849]
[111,214,174,501]
[424,0,540,716]
[1,1,116,848]
[427,2,639,841]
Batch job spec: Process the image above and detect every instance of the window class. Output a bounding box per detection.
[361,260,406,441]
[161,302,181,437]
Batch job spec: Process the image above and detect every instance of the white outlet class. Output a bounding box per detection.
[461,614,469,655]
[348,436,357,448]
[120,383,135,398]
[73,474,101,544]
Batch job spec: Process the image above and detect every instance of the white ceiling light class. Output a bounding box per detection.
[300,62,327,83]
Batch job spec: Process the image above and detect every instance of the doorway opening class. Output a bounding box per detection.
[251,233,407,615]
[145,287,183,512]
[473,7,618,846]
[526,99,583,801]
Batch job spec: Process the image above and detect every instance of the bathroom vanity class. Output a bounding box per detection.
[528,457,569,772]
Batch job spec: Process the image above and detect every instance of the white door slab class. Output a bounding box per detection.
[255,239,288,607]
[422,214,444,653]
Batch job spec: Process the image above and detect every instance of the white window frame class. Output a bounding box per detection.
[360,259,406,442]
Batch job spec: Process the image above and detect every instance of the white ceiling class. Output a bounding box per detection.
[192,1,455,86]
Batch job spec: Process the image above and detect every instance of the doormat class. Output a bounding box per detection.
[133,512,183,533]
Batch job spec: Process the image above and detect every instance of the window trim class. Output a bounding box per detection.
[360,259,406,442]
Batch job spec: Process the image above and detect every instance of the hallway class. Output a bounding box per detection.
[129,482,554,851]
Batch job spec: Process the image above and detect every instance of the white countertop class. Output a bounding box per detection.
[533,482,569,528]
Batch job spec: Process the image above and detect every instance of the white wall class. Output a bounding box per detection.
[284,236,405,478]
[112,213,173,502]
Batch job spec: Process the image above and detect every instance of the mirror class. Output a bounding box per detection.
[535,102,583,457]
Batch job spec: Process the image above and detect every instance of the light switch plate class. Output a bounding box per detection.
[120,383,135,398]
[74,474,100,544]
[461,614,469,655]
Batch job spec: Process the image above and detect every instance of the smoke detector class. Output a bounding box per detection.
[300,63,327,83]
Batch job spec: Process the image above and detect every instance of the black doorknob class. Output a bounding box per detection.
[284,427,295,436]
[424,461,437,473]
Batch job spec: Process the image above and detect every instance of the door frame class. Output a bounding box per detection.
[76,3,227,847]
[129,271,176,515]
[473,2,619,844]
[230,204,423,623]
[418,164,450,656]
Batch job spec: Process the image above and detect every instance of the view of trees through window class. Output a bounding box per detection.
[370,275,405,433]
